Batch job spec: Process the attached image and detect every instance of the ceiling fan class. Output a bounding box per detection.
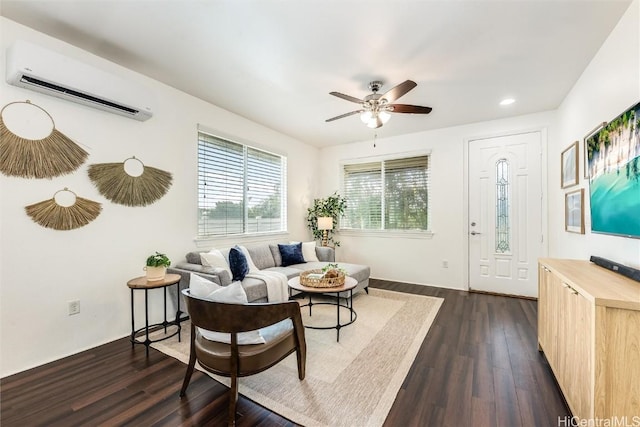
[326,80,432,129]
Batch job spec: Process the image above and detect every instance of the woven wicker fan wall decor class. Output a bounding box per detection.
[88,156,173,207]
[0,100,88,179]
[25,188,102,230]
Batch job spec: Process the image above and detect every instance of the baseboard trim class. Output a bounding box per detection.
[469,289,537,301]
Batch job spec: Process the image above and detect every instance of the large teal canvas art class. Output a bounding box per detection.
[585,101,640,238]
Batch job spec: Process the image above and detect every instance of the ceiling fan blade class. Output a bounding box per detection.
[389,104,433,114]
[325,110,363,122]
[381,80,417,103]
[329,92,363,104]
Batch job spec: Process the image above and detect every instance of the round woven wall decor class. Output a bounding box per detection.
[25,188,102,230]
[88,156,173,207]
[0,100,88,179]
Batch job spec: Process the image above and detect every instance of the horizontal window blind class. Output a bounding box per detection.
[384,156,429,230]
[198,132,286,237]
[246,147,285,233]
[343,162,382,229]
[342,155,430,231]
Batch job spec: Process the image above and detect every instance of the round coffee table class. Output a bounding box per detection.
[288,276,358,342]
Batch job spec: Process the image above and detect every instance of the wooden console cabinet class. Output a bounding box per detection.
[538,259,640,420]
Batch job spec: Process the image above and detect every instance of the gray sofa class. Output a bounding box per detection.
[168,243,370,313]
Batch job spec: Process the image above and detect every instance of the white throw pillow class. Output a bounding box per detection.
[238,245,260,273]
[291,241,319,262]
[200,249,232,277]
[189,275,265,345]
[189,272,221,299]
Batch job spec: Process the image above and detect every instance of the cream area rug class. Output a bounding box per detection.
[152,288,443,427]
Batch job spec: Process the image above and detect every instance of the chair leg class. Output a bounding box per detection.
[180,326,197,397]
[228,373,238,426]
[179,350,196,397]
[296,347,306,380]
[228,337,240,426]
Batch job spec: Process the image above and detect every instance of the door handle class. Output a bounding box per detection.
[470,231,482,235]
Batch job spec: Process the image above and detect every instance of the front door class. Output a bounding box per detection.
[468,131,543,298]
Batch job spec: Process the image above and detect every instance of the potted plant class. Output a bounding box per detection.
[144,252,171,281]
[306,192,347,247]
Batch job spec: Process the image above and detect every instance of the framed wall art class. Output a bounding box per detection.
[583,121,607,179]
[586,101,640,238]
[561,141,579,188]
[565,189,584,234]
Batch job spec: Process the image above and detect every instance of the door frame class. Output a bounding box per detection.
[462,127,549,293]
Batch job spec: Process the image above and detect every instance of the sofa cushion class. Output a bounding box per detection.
[247,245,276,270]
[279,242,306,267]
[186,251,203,265]
[269,244,283,267]
[238,245,259,273]
[229,246,249,281]
[315,246,335,262]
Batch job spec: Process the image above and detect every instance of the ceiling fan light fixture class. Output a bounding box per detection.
[360,110,373,123]
[379,111,391,124]
[366,119,378,129]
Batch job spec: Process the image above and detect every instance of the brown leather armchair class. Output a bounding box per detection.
[179,289,306,426]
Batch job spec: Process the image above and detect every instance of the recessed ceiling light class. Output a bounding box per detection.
[500,98,515,106]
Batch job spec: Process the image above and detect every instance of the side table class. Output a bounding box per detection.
[127,273,181,355]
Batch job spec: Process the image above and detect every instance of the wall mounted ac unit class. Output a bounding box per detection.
[6,40,153,121]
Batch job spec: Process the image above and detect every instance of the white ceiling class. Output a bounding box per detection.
[0,1,632,147]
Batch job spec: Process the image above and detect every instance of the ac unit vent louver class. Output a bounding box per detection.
[6,40,153,121]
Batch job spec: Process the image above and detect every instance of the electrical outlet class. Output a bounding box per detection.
[442,260,449,268]
[68,300,80,315]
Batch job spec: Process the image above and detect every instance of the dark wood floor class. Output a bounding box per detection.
[1,279,569,426]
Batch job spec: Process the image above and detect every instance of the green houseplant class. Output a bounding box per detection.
[306,192,347,247]
[145,252,171,281]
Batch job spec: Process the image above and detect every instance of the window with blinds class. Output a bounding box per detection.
[342,155,430,231]
[198,131,287,237]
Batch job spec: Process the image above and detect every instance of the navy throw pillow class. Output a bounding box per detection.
[278,242,305,267]
[229,246,249,281]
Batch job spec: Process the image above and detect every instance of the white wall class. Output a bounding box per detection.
[0,17,319,377]
[319,111,555,289]
[551,0,640,268]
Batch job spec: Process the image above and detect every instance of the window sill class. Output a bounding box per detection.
[338,229,434,240]
[194,231,290,248]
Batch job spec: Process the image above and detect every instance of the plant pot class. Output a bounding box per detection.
[144,266,166,281]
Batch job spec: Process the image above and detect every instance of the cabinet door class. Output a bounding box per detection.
[558,281,594,420]
[555,279,573,395]
[571,290,594,419]
[537,264,557,364]
[600,308,640,418]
